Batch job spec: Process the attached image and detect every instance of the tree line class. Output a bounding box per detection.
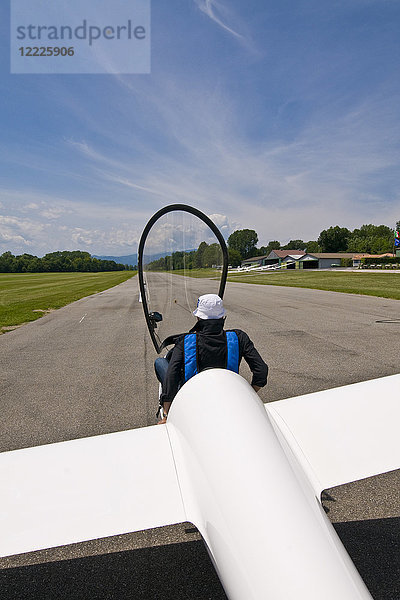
[146,241,222,271]
[145,221,399,271]
[227,222,400,264]
[0,251,134,273]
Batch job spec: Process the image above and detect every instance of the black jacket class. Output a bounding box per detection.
[160,318,268,404]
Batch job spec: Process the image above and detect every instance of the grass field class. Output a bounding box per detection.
[227,270,400,300]
[0,271,136,332]
[152,268,400,300]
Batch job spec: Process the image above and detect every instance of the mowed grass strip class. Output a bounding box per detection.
[0,271,136,331]
[227,270,400,300]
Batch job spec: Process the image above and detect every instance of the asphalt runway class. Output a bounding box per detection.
[0,275,399,599]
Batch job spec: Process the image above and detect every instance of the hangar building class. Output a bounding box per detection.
[240,251,379,269]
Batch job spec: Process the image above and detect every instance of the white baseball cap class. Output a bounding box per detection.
[193,294,226,320]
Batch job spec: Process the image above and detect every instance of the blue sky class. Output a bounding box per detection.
[1,0,399,256]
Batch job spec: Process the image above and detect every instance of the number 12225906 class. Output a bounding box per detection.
[18,47,75,57]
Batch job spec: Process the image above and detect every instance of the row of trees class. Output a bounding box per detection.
[0,251,133,273]
[227,222,400,260]
[145,220,399,271]
[146,242,222,271]
[227,229,319,262]
[317,224,398,253]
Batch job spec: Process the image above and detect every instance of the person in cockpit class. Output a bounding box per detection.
[155,294,268,423]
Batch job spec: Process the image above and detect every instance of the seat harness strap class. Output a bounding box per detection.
[183,331,239,383]
[184,333,198,382]
[225,331,239,374]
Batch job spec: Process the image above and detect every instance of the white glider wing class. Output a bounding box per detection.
[0,425,185,558]
[266,373,400,495]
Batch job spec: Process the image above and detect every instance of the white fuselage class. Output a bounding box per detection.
[167,369,373,600]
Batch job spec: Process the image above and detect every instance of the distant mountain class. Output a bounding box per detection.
[94,249,198,266]
[93,253,137,266]
[93,251,188,266]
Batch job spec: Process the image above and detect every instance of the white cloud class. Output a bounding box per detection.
[3,191,76,213]
[0,230,30,246]
[208,213,237,237]
[71,226,139,251]
[0,215,49,252]
[100,174,170,199]
[40,206,71,220]
[193,0,243,39]
[0,207,142,255]
[0,188,144,255]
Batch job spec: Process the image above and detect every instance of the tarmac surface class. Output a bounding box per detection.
[0,274,399,599]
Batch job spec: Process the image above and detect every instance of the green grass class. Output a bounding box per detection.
[226,270,400,300]
[0,271,136,331]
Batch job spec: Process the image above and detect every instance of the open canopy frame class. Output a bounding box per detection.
[138,204,229,353]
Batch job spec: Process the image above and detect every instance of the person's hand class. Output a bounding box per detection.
[158,401,171,422]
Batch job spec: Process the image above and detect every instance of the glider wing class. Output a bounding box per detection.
[266,374,400,494]
[0,425,185,558]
